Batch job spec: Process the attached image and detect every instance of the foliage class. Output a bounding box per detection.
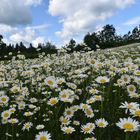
[0,44,140,140]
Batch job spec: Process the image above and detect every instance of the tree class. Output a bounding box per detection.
[132,27,139,40]
[84,32,99,51]
[43,42,57,54]
[66,39,76,52]
[98,24,117,48]
[0,35,3,43]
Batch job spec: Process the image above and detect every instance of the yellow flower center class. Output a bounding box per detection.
[1,97,6,102]
[100,79,106,83]
[86,110,92,115]
[123,123,133,130]
[90,89,96,94]
[84,127,90,132]
[66,111,71,115]
[82,105,88,109]
[135,110,140,116]
[95,96,101,100]
[10,119,17,124]
[91,60,95,64]
[4,113,9,118]
[124,77,128,82]
[65,128,72,134]
[136,71,140,75]
[62,118,68,123]
[47,80,53,85]
[98,63,102,67]
[98,122,104,127]
[129,87,134,92]
[61,94,67,98]
[10,109,15,113]
[50,100,57,105]
[40,136,47,140]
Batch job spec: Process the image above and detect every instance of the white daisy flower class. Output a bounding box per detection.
[35,131,51,140]
[81,123,95,134]
[61,126,75,134]
[130,108,140,117]
[1,110,11,120]
[48,97,59,106]
[95,76,109,84]
[127,85,136,94]
[116,117,140,132]
[22,122,33,131]
[0,95,9,105]
[95,118,108,128]
[36,125,45,130]
[119,102,139,113]
[45,76,57,88]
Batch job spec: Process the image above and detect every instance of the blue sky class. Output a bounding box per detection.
[0,0,140,47]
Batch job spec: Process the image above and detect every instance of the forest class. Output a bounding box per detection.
[0,24,140,60]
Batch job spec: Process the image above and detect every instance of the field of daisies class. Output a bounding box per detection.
[0,44,140,140]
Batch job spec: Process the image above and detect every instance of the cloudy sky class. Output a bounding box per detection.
[0,0,140,47]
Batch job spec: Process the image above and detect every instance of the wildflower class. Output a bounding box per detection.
[1,110,11,120]
[89,89,99,94]
[134,77,140,85]
[119,102,139,113]
[60,116,71,126]
[73,120,80,126]
[128,93,140,98]
[127,85,136,94]
[64,108,74,119]
[24,111,33,117]
[84,108,94,118]
[48,97,58,106]
[10,86,20,93]
[95,118,108,128]
[61,126,75,134]
[130,108,140,117]
[18,102,26,110]
[134,70,140,76]
[85,137,97,140]
[116,117,140,132]
[0,95,9,105]
[45,76,57,88]
[57,78,65,85]
[121,75,131,84]
[8,118,19,124]
[59,89,74,103]
[86,97,96,104]
[80,103,91,111]
[35,131,51,140]
[81,123,95,134]
[36,125,45,130]
[9,108,16,114]
[95,76,109,84]
[22,122,33,131]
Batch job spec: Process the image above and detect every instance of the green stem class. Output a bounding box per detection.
[125,133,129,140]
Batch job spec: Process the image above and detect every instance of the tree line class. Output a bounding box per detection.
[66,24,140,52]
[0,24,140,59]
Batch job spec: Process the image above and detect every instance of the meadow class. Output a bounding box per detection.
[0,44,140,140]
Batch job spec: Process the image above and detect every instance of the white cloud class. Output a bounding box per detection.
[25,24,49,30]
[1,24,48,47]
[32,37,45,47]
[10,29,35,44]
[48,0,135,40]
[0,0,42,25]
[0,24,18,34]
[123,16,140,26]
